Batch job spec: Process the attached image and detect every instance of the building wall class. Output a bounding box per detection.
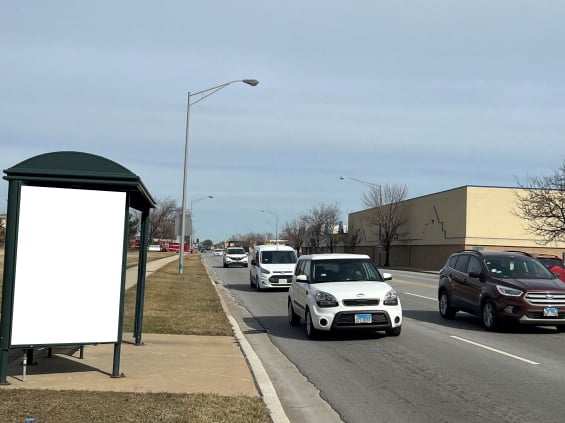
[347,186,565,270]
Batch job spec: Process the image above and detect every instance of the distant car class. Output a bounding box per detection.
[223,247,248,268]
[288,253,402,339]
[531,254,565,282]
[213,249,224,256]
[438,250,565,331]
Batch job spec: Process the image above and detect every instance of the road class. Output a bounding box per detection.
[204,255,565,423]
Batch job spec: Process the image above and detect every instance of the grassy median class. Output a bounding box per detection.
[0,249,271,423]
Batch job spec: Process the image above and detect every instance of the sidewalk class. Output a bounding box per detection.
[1,255,259,397]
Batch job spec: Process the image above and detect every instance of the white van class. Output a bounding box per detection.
[249,245,298,291]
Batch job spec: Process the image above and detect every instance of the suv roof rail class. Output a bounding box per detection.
[456,249,484,256]
[503,250,531,257]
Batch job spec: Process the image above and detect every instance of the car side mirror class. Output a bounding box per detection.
[382,272,392,281]
[296,274,308,283]
[251,259,256,266]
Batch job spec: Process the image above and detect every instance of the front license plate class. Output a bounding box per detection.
[355,313,372,324]
[278,278,288,283]
[544,307,559,317]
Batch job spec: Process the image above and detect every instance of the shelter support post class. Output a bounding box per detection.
[134,209,150,345]
[111,343,124,378]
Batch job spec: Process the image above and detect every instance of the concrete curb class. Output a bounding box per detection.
[202,257,290,423]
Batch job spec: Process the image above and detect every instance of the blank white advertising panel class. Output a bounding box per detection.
[11,186,127,346]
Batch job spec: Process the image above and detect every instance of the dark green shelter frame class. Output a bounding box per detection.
[0,151,156,384]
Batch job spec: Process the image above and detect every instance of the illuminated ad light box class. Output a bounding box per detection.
[11,186,126,346]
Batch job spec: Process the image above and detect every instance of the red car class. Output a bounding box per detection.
[533,254,565,282]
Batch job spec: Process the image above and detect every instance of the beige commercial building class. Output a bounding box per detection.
[346,186,565,270]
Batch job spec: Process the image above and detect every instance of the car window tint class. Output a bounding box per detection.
[467,257,482,274]
[312,259,382,283]
[453,255,469,272]
[271,251,298,264]
[295,259,307,276]
[304,260,311,279]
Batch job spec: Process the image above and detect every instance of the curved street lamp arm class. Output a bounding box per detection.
[190,79,259,106]
[340,175,380,189]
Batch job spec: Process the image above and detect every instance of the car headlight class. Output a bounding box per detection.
[383,289,398,306]
[260,267,270,274]
[313,290,339,307]
[496,285,523,297]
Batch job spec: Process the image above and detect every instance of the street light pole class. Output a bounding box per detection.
[179,79,259,274]
[262,209,279,246]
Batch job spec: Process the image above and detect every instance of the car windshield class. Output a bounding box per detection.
[261,250,297,264]
[227,248,245,254]
[311,259,383,283]
[484,256,555,279]
[537,258,565,269]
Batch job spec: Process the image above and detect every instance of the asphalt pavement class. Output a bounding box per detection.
[1,254,290,423]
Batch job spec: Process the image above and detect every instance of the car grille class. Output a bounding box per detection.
[268,275,291,283]
[333,311,390,327]
[524,292,565,306]
[342,299,380,306]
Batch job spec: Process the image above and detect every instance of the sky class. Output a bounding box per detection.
[1,1,565,243]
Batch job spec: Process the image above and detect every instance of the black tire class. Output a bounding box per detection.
[288,299,300,326]
[556,325,565,332]
[482,299,499,331]
[256,278,262,292]
[439,290,457,319]
[249,273,254,288]
[245,263,249,267]
[385,326,401,336]
[305,309,319,339]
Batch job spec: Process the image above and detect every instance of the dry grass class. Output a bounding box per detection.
[0,249,272,422]
[122,254,233,336]
[0,390,271,423]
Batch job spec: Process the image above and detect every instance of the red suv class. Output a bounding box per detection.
[531,254,565,282]
[438,250,565,331]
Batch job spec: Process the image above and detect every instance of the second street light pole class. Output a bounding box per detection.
[179,79,259,274]
[262,209,279,246]
[340,175,383,265]
[189,195,213,252]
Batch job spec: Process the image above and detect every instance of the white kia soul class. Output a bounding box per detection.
[288,253,402,338]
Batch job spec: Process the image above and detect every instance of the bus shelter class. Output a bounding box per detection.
[0,151,156,384]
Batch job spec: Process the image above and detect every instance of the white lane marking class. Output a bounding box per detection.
[404,292,539,365]
[450,335,539,365]
[403,292,437,301]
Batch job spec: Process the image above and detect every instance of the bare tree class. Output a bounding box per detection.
[149,197,178,241]
[228,232,268,247]
[0,216,5,245]
[515,162,565,243]
[305,203,341,253]
[283,216,309,253]
[362,183,407,266]
[128,209,140,246]
[342,227,362,251]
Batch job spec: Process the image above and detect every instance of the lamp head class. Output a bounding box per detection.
[243,79,259,87]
